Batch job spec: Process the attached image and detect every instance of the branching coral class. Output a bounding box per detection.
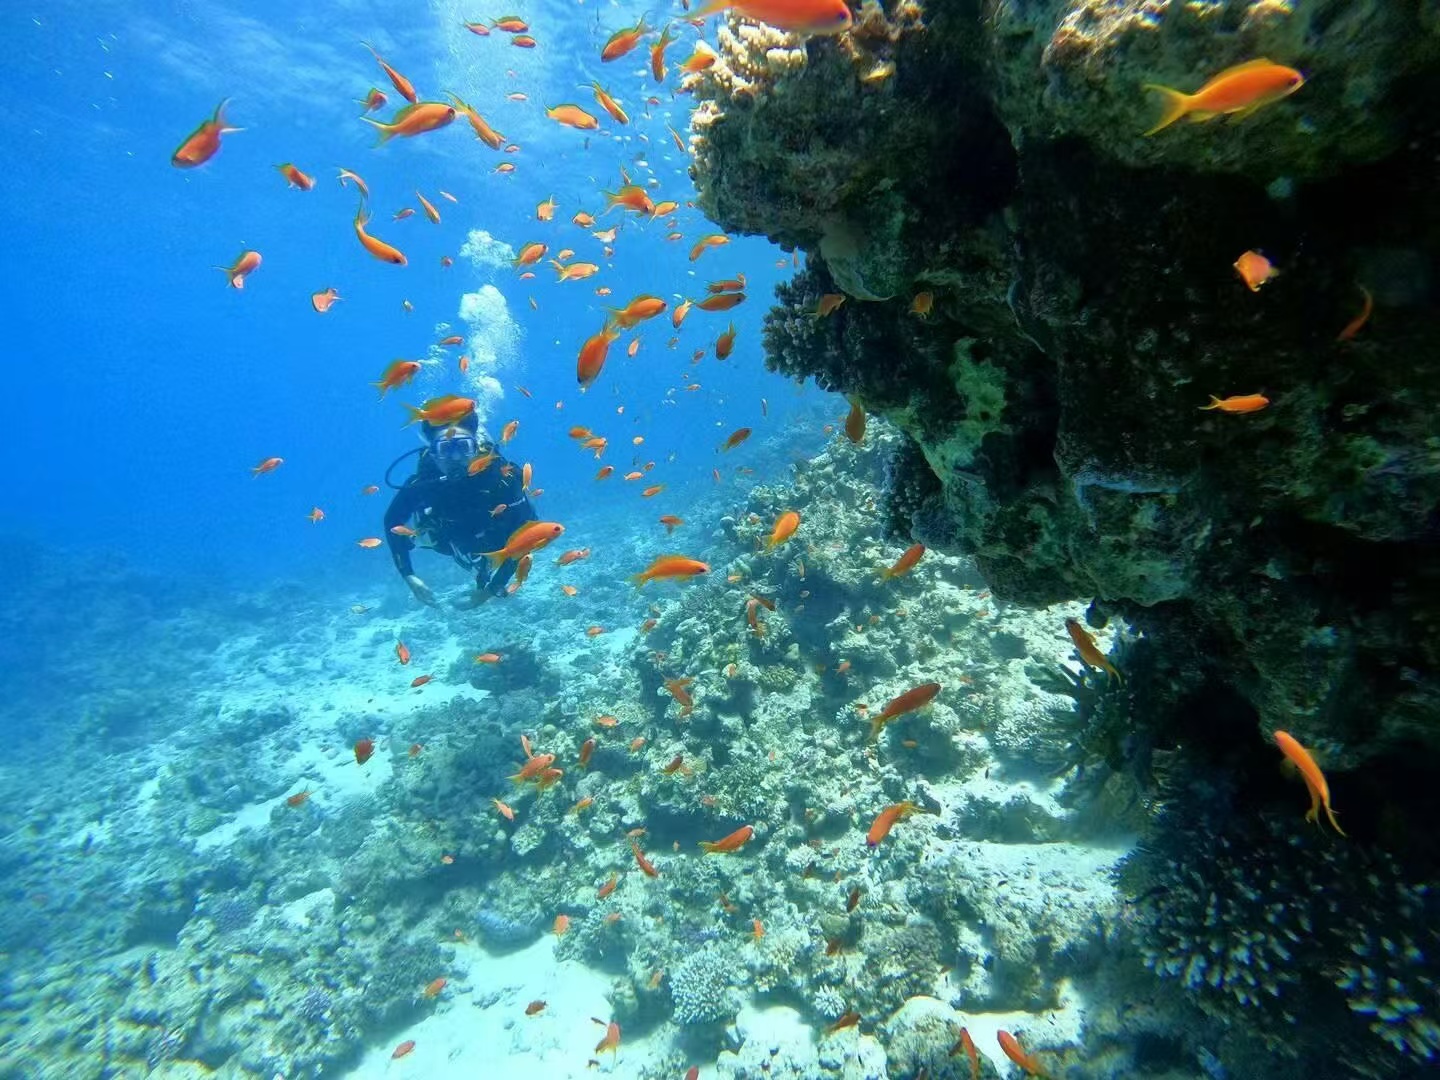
[1122,795,1440,1075]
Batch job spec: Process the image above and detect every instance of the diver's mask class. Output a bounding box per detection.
[433,432,479,475]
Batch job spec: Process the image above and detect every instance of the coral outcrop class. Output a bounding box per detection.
[694,0,1440,771]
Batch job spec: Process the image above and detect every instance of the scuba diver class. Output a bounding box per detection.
[383,413,537,607]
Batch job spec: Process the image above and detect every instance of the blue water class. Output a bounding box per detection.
[4,0,819,587]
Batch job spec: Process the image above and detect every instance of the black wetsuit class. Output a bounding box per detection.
[384,450,537,597]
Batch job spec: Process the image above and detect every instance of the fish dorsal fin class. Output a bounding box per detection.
[1222,57,1280,75]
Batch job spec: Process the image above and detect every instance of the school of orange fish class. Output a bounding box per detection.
[174,9,1353,1071]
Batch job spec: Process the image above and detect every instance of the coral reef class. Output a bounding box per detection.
[1121,770,1440,1077]
[693,0,1440,775]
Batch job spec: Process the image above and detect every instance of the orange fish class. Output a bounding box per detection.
[1337,284,1373,342]
[286,790,312,807]
[417,191,441,224]
[911,291,934,317]
[597,872,618,898]
[707,274,747,294]
[844,400,866,443]
[680,46,717,73]
[511,753,557,784]
[881,543,925,580]
[357,88,387,112]
[870,681,941,738]
[699,824,753,854]
[404,395,475,427]
[586,626,606,637]
[720,427,751,452]
[1064,619,1121,681]
[561,584,578,597]
[501,419,519,442]
[355,738,376,766]
[997,1030,1047,1077]
[715,323,737,360]
[361,101,457,143]
[393,208,416,221]
[171,99,241,167]
[514,242,548,268]
[512,34,537,47]
[526,1000,547,1015]
[766,511,800,549]
[650,22,676,82]
[481,521,565,567]
[362,41,418,102]
[1199,392,1269,414]
[494,16,528,32]
[576,89,624,134]
[659,515,684,534]
[579,738,596,768]
[361,484,379,495]
[311,287,341,313]
[665,676,695,716]
[468,453,497,476]
[866,800,918,847]
[696,292,745,312]
[595,1020,621,1057]
[814,293,846,317]
[546,104,600,130]
[691,0,853,34]
[356,537,383,548]
[251,456,283,477]
[1145,58,1304,136]
[552,260,601,282]
[1233,250,1278,291]
[630,837,659,877]
[395,640,411,665]
[336,167,369,196]
[578,323,622,388]
[492,798,515,820]
[557,548,591,565]
[825,1011,861,1034]
[573,211,597,227]
[423,977,447,998]
[217,250,262,289]
[392,1040,416,1060]
[602,18,650,62]
[952,1028,981,1080]
[689,233,729,261]
[410,674,433,688]
[353,203,406,265]
[1274,730,1345,835]
[449,94,505,149]
[306,507,324,524]
[641,484,665,498]
[536,196,558,222]
[609,295,668,328]
[603,184,655,216]
[276,162,314,190]
[463,21,491,35]
[373,359,421,397]
[553,914,571,936]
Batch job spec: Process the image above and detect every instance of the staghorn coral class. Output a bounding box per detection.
[1122,796,1440,1076]
[670,941,748,1026]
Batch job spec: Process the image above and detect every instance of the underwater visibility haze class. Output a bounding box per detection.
[4,1,1440,1078]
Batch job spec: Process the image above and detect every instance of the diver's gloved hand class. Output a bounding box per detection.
[455,586,490,610]
[404,574,437,607]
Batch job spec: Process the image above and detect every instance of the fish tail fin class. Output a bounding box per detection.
[868,716,884,740]
[481,548,508,569]
[1325,803,1347,837]
[1143,84,1191,135]
[697,841,717,853]
[358,116,393,145]
[1198,395,1222,410]
[401,403,425,426]
[630,572,649,588]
